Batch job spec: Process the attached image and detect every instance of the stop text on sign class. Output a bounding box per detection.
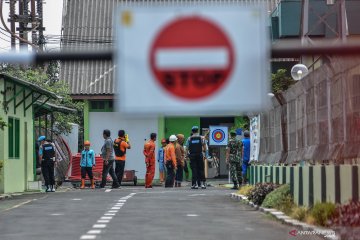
[150,16,234,100]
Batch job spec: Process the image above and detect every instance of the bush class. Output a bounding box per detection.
[278,194,295,215]
[247,183,279,206]
[238,185,254,196]
[329,200,360,227]
[261,184,291,208]
[305,214,316,225]
[310,202,336,226]
[290,206,309,222]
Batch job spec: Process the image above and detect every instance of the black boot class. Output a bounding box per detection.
[231,181,239,190]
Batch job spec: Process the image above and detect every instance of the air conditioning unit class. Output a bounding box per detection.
[326,0,335,5]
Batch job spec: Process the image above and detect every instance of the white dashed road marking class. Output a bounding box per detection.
[97,220,110,223]
[80,235,96,240]
[188,194,206,197]
[80,193,136,240]
[186,214,199,217]
[93,224,107,229]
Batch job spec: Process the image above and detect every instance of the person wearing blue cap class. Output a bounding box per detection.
[38,136,56,192]
[186,126,207,189]
[241,130,251,184]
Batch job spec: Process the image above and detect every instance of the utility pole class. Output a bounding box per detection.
[36,0,44,51]
[7,0,44,51]
[9,0,16,50]
[18,0,26,51]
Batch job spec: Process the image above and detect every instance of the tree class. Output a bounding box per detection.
[0,63,83,134]
[271,69,295,93]
[0,116,6,130]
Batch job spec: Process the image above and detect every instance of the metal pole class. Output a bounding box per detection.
[339,0,347,42]
[9,0,16,50]
[31,0,37,49]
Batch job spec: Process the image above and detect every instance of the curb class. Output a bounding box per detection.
[0,194,12,200]
[229,192,339,240]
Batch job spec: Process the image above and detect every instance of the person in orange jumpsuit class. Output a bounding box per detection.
[143,133,157,188]
[165,135,177,188]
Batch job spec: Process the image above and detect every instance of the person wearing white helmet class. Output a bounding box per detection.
[164,135,177,188]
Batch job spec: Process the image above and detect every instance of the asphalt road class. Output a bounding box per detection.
[0,186,322,240]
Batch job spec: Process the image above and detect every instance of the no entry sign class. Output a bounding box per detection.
[150,16,234,100]
[116,4,269,116]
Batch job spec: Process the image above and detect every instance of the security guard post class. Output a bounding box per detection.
[226,130,242,190]
[38,136,56,192]
[187,126,207,189]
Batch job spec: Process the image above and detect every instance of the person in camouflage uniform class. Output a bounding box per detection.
[226,130,242,190]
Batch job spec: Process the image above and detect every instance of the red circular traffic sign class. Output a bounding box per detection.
[150,16,234,100]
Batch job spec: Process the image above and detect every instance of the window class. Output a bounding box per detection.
[89,101,113,112]
[8,117,20,158]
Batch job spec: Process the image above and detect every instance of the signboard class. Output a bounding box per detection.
[250,115,260,161]
[116,4,269,115]
[209,126,228,146]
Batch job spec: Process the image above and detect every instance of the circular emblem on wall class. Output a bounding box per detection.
[211,129,225,143]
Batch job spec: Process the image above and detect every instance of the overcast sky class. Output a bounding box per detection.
[0,0,63,53]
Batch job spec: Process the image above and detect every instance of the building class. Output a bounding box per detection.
[0,74,58,193]
[60,0,279,178]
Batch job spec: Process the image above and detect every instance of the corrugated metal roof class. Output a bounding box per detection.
[60,0,280,96]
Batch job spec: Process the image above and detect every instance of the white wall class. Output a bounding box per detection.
[61,123,79,155]
[89,112,159,179]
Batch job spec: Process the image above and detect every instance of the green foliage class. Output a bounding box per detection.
[0,64,83,134]
[329,200,360,227]
[247,183,279,206]
[310,202,336,227]
[278,194,295,215]
[290,206,309,222]
[231,116,250,132]
[271,69,296,93]
[0,116,6,130]
[261,184,291,208]
[238,185,254,196]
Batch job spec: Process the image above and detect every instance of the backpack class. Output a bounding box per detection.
[113,138,126,157]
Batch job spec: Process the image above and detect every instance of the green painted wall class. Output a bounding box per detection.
[84,100,90,142]
[0,79,35,193]
[157,116,165,146]
[165,117,200,139]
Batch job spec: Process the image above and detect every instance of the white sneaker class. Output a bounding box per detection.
[191,185,198,189]
[201,183,206,189]
[51,186,56,192]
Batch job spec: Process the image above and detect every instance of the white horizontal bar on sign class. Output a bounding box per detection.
[155,47,229,69]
